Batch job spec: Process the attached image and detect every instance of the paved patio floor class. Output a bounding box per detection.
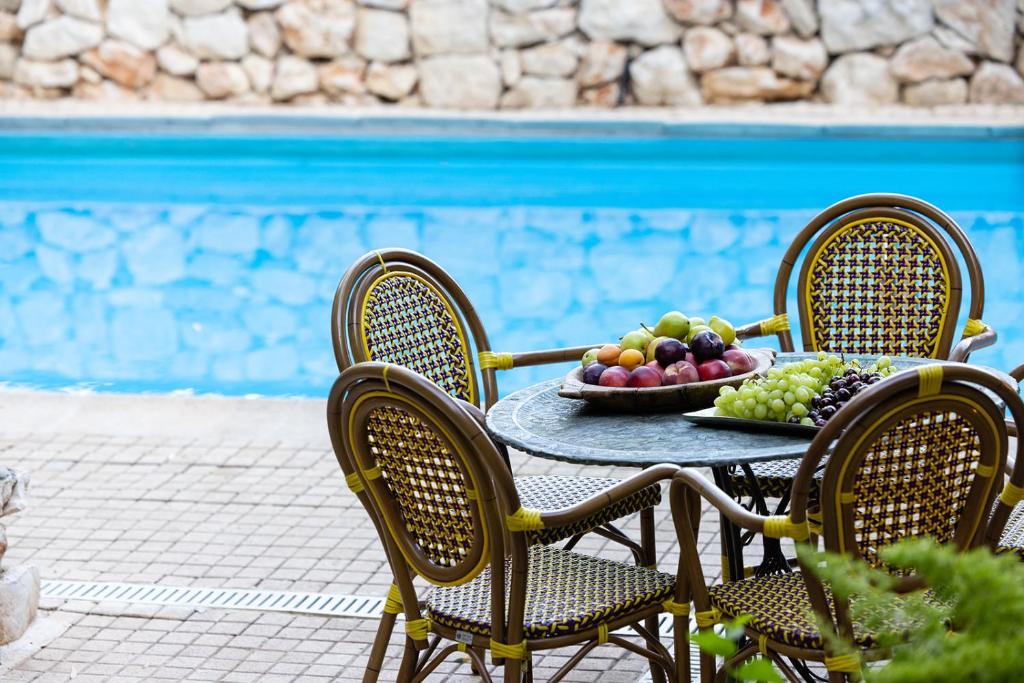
[0,389,775,682]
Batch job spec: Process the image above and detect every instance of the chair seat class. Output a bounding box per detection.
[427,545,675,640]
[995,500,1024,557]
[708,571,875,651]
[514,475,662,546]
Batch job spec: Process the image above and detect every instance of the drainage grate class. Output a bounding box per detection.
[40,580,682,636]
[41,580,386,619]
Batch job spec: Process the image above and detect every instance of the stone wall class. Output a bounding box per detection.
[1,0,1023,108]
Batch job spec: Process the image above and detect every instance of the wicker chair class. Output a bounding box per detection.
[329,362,687,682]
[729,193,997,512]
[671,363,1022,682]
[989,362,1024,557]
[332,249,662,554]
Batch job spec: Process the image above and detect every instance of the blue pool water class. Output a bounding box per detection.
[1,125,1023,397]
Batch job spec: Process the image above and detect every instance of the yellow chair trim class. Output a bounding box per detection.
[763,515,810,542]
[759,313,790,336]
[825,653,861,673]
[383,584,403,615]
[807,509,823,537]
[975,463,995,478]
[363,465,382,481]
[490,639,527,660]
[597,624,609,645]
[1000,481,1024,507]
[506,507,544,532]
[917,365,943,397]
[457,642,467,652]
[964,318,988,337]
[405,618,430,641]
[840,491,855,504]
[758,634,769,656]
[344,472,364,494]
[478,351,514,371]
[374,250,389,273]
[695,607,721,629]
[465,488,478,501]
[662,597,690,617]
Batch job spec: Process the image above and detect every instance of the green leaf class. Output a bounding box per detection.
[732,658,783,682]
[691,630,737,658]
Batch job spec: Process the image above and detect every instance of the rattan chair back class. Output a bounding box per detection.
[772,194,985,359]
[332,249,501,407]
[328,362,517,590]
[792,365,1018,573]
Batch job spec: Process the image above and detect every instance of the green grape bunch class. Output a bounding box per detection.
[713,352,897,426]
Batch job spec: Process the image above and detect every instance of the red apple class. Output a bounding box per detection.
[684,352,696,365]
[721,349,756,375]
[697,359,732,381]
[627,366,663,388]
[664,360,700,385]
[645,360,666,378]
[599,365,631,387]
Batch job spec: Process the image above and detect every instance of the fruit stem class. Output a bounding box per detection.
[640,323,655,335]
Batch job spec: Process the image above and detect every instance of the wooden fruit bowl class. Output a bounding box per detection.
[558,348,776,412]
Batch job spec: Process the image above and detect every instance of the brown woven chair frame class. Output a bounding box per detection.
[986,362,1024,556]
[671,363,1022,683]
[332,248,667,680]
[329,363,685,683]
[736,193,995,360]
[727,194,998,565]
[332,248,597,410]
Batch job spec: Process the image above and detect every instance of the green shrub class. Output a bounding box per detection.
[693,539,1024,682]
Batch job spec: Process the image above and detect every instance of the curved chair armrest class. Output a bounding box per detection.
[1010,363,1024,383]
[949,323,997,363]
[671,469,813,541]
[479,345,603,372]
[532,464,680,530]
[736,314,790,341]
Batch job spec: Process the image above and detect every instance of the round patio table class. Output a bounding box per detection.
[485,352,1015,582]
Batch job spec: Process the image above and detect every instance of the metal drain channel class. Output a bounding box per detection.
[40,580,679,636]
[41,580,386,619]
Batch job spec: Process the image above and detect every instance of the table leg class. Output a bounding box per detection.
[737,463,792,577]
[711,466,746,583]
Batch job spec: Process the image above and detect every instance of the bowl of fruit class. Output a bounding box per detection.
[681,353,898,435]
[559,311,775,411]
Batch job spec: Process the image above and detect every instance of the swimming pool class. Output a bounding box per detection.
[1,122,1023,397]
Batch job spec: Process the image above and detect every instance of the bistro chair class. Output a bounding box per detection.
[328,362,685,682]
[671,363,1023,682]
[332,248,663,558]
[730,193,997,514]
[989,361,1024,557]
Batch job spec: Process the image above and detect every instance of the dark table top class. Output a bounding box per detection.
[485,353,1012,469]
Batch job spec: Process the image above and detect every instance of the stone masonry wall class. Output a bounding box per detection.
[0,0,1023,108]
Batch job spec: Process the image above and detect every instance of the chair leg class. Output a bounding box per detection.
[640,506,667,683]
[397,636,418,682]
[504,657,523,683]
[362,610,398,683]
[672,615,690,683]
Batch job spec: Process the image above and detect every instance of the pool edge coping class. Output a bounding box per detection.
[1,103,1022,139]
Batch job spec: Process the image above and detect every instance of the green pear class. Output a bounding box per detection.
[654,311,690,341]
[689,316,706,329]
[709,316,737,346]
[620,330,649,354]
[581,348,601,367]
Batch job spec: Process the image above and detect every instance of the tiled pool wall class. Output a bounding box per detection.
[1,202,1021,397]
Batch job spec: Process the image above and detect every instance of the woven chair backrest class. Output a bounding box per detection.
[330,362,510,587]
[777,194,986,359]
[813,366,1007,572]
[333,249,494,406]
